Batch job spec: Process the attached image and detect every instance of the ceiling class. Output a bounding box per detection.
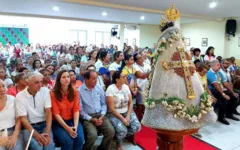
[87,0,240,18]
[0,0,208,25]
[1,0,237,25]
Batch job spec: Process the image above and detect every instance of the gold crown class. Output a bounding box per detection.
[160,5,180,28]
[166,5,180,22]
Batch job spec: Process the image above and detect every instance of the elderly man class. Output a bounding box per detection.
[207,60,239,125]
[15,72,55,149]
[78,71,115,150]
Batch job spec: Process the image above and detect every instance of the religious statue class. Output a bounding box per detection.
[141,5,217,150]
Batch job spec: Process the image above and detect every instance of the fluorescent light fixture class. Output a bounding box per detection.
[209,2,217,9]
[102,12,107,16]
[140,16,145,20]
[52,6,59,11]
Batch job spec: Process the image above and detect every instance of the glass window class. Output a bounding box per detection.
[95,31,110,47]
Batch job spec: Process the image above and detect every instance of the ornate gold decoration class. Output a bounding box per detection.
[161,45,196,100]
[160,19,168,28]
[166,5,180,22]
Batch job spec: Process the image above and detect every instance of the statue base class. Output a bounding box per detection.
[154,128,199,150]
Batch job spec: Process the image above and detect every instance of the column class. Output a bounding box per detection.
[119,23,125,51]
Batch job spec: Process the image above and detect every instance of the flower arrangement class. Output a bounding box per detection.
[144,92,214,123]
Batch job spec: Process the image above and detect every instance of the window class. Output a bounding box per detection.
[132,38,136,46]
[78,30,87,46]
[95,31,110,47]
[69,30,87,46]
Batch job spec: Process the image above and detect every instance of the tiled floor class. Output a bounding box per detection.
[199,106,240,150]
[96,107,240,150]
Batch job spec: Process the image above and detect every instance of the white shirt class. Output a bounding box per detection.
[57,52,66,61]
[109,61,121,71]
[4,78,13,88]
[95,59,103,72]
[15,87,51,124]
[0,95,16,130]
[134,62,151,91]
[204,55,216,62]
[66,53,75,61]
[11,71,18,77]
[68,66,80,75]
[106,84,131,114]
[144,58,151,65]
[220,68,231,83]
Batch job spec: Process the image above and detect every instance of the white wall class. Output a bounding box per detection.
[226,21,240,58]
[181,21,226,57]
[139,24,160,48]
[0,15,120,47]
[124,29,140,47]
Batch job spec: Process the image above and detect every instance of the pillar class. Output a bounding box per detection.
[119,23,125,51]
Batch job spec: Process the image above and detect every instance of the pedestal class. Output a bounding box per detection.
[155,128,199,150]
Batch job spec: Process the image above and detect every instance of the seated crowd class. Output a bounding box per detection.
[192,46,240,126]
[0,42,240,150]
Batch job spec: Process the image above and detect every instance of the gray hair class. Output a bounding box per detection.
[25,72,43,82]
[210,60,219,67]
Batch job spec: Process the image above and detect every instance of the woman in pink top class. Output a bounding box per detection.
[204,46,216,63]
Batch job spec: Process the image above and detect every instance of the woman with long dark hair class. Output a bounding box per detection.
[204,46,216,63]
[109,51,124,78]
[50,70,84,150]
[86,50,98,67]
[57,45,66,61]
[32,60,42,72]
[95,50,111,89]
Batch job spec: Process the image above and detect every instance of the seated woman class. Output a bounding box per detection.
[7,73,27,97]
[69,70,82,89]
[45,64,56,80]
[50,70,84,150]
[39,69,54,90]
[106,71,141,150]
[32,60,43,72]
[0,79,23,149]
[121,54,148,96]
[0,68,13,88]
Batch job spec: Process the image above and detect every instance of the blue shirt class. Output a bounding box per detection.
[206,68,227,93]
[78,83,107,121]
[109,48,115,54]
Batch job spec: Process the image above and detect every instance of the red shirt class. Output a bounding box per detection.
[15,49,21,58]
[50,90,80,120]
[72,80,83,89]
[7,86,18,97]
